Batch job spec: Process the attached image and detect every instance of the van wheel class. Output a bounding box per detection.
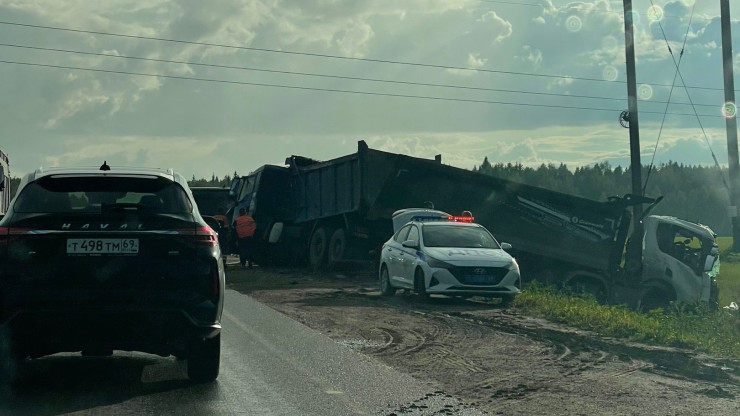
[187,334,221,383]
[414,268,429,300]
[328,228,347,269]
[308,227,328,271]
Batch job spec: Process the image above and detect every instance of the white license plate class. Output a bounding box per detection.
[67,238,139,255]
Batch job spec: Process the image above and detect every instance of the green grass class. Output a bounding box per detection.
[515,283,740,358]
[512,237,740,358]
[716,237,740,308]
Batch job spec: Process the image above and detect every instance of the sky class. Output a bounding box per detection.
[0,0,738,181]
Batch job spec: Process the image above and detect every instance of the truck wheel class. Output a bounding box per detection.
[187,334,221,383]
[308,227,328,270]
[414,268,429,300]
[568,279,607,304]
[328,228,347,269]
[639,289,673,313]
[380,265,396,296]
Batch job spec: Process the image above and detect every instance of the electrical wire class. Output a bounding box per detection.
[0,58,725,118]
[0,42,723,109]
[646,0,730,192]
[643,1,696,194]
[0,20,731,93]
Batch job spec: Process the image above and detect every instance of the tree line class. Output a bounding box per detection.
[474,158,732,236]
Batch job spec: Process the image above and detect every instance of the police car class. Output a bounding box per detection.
[379,209,521,303]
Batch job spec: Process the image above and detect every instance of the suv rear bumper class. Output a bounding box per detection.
[1,307,221,359]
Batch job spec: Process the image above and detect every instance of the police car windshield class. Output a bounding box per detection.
[14,177,192,214]
[422,224,500,249]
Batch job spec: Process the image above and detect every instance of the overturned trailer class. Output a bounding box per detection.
[230,141,719,309]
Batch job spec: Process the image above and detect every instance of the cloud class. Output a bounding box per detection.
[39,135,236,175]
[446,53,487,76]
[516,45,543,68]
[478,11,513,43]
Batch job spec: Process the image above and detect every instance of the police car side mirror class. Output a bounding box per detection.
[500,242,512,250]
[402,240,419,249]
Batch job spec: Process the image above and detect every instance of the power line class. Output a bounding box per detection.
[0,20,730,93]
[0,42,723,109]
[0,58,726,118]
[648,0,728,192]
[478,0,689,20]
[0,20,607,83]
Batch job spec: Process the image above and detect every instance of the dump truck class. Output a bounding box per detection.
[229,141,719,309]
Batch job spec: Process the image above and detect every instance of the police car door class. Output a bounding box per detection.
[398,224,421,287]
[386,224,411,287]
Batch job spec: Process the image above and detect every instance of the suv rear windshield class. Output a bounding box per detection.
[14,176,193,214]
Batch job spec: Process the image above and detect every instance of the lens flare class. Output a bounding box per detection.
[601,36,618,52]
[603,66,618,82]
[723,102,737,118]
[647,5,664,22]
[566,15,582,32]
[638,84,653,100]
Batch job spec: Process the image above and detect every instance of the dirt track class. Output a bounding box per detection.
[226,263,740,415]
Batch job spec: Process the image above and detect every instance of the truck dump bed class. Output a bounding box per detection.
[288,141,629,272]
[288,141,447,223]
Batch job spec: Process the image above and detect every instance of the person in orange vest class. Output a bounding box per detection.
[233,208,257,268]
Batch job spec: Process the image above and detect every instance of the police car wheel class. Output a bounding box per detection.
[380,266,395,296]
[414,268,429,300]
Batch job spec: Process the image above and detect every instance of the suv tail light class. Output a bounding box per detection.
[0,227,31,244]
[175,226,218,246]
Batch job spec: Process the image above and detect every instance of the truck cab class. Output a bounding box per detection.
[228,166,295,264]
[640,215,719,309]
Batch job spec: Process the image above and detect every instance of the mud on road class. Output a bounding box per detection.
[226,263,740,415]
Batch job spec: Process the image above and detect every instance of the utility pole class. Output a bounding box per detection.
[720,0,740,252]
[623,0,644,279]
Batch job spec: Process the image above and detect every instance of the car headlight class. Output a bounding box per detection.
[508,259,520,271]
[426,256,453,269]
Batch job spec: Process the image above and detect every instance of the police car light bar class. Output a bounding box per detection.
[448,215,475,222]
[409,215,475,223]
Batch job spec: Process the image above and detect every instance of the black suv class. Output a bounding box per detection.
[0,164,224,383]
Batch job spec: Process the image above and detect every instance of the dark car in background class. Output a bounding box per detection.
[190,186,234,254]
[0,164,225,384]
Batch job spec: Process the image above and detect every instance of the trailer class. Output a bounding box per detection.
[230,141,719,309]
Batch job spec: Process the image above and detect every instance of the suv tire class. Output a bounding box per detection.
[187,334,221,383]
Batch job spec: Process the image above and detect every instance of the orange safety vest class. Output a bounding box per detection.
[234,215,256,238]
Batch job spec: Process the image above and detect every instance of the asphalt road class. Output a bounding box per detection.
[0,290,483,415]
